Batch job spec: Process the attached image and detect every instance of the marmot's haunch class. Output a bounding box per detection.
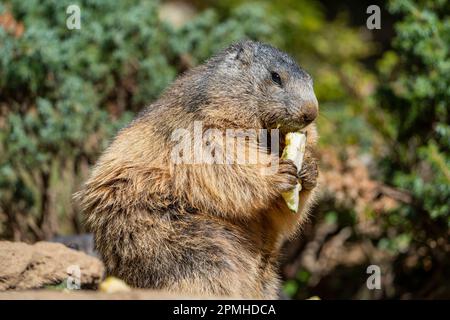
[77,40,319,299]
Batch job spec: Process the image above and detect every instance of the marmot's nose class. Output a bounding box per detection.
[300,98,318,125]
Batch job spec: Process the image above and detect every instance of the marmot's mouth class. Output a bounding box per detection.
[266,127,307,157]
[277,121,309,135]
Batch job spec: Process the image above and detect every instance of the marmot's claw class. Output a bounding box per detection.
[275,159,298,192]
[298,151,318,190]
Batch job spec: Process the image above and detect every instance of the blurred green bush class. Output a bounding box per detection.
[370,0,450,297]
[377,0,449,220]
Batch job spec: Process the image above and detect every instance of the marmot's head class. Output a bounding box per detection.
[193,40,318,132]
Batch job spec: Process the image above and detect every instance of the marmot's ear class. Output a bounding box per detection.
[234,42,253,66]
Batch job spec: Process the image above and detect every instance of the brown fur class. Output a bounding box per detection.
[76,41,319,299]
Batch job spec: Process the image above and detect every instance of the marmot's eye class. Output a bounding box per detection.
[271,72,282,86]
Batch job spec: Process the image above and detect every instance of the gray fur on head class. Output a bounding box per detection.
[149,40,318,135]
[203,40,318,132]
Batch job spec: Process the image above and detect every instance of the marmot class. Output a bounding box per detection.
[77,40,319,299]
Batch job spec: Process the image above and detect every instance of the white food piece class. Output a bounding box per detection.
[281,132,307,213]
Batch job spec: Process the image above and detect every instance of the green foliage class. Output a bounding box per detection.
[371,0,450,297]
[376,0,449,223]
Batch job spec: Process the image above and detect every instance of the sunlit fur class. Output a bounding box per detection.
[76,41,319,299]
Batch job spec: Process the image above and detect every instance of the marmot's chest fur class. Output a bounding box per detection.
[78,40,319,299]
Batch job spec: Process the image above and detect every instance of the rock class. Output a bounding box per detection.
[0,241,104,291]
[51,233,98,257]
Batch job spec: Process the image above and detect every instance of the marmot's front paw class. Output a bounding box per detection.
[298,147,318,190]
[274,159,298,193]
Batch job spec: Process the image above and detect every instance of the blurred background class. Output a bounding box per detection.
[0,0,448,299]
